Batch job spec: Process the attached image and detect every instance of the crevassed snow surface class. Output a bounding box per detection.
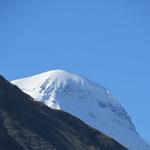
[12,70,150,150]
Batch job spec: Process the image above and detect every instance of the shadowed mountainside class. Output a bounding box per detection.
[0,75,127,150]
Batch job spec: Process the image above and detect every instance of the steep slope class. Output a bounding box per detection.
[0,75,127,150]
[12,70,150,150]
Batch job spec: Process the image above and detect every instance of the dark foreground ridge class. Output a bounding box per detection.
[0,75,127,150]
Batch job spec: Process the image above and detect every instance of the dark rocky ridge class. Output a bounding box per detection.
[0,75,127,150]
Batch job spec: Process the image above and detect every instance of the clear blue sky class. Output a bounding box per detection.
[0,0,150,143]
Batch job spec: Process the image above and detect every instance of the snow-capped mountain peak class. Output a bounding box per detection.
[12,70,150,150]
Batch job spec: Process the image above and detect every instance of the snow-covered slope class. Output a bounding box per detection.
[12,70,150,150]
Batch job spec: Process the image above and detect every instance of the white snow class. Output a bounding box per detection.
[12,69,150,150]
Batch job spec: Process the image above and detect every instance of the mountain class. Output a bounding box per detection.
[12,70,150,150]
[0,75,127,150]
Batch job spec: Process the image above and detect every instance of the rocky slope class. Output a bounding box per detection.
[0,75,127,150]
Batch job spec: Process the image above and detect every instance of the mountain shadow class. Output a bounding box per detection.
[0,75,127,150]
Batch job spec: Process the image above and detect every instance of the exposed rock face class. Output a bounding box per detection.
[0,75,127,150]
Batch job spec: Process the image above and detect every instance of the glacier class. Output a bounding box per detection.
[12,70,150,150]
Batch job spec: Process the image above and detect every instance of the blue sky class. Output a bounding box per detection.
[0,0,150,143]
